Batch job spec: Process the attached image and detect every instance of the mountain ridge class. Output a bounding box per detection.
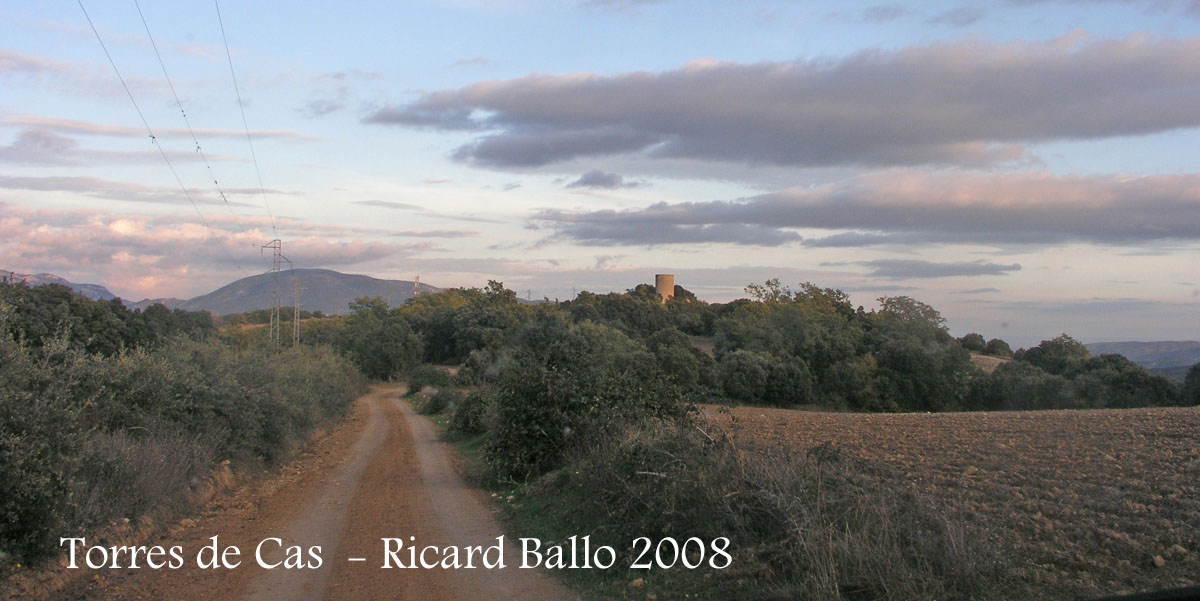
[1,270,118,302]
[2,267,440,316]
[1084,340,1200,370]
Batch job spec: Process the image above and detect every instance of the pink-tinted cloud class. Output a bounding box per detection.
[0,203,431,299]
[2,114,316,141]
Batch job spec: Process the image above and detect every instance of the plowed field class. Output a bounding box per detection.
[706,405,1200,598]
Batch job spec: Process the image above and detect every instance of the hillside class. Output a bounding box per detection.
[177,268,440,316]
[0,270,117,301]
[1086,340,1200,370]
[125,297,188,311]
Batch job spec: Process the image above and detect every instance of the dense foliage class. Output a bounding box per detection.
[0,285,365,566]
[0,282,214,355]
[384,278,1185,482]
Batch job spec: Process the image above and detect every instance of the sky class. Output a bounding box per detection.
[2,0,1199,348]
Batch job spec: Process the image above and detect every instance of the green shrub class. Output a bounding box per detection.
[0,327,365,566]
[419,387,463,415]
[983,338,1013,358]
[407,364,453,394]
[959,332,986,352]
[965,361,1073,411]
[448,389,494,439]
[718,349,772,403]
[486,318,683,480]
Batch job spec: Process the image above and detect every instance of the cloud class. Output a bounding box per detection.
[926,6,984,26]
[352,199,424,210]
[3,115,315,141]
[854,259,1021,279]
[0,174,292,207]
[861,4,911,22]
[296,71,381,118]
[0,129,249,166]
[0,202,428,299]
[1004,0,1198,17]
[534,171,1200,247]
[451,127,660,168]
[956,287,1002,294]
[389,229,480,238]
[0,49,76,77]
[452,56,495,68]
[0,129,76,164]
[534,216,804,246]
[364,34,1200,170]
[565,169,645,189]
[349,198,506,224]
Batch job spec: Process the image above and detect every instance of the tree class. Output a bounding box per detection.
[1017,334,1090,376]
[983,338,1013,358]
[718,350,772,404]
[877,296,946,328]
[958,333,986,352]
[344,297,422,379]
[1183,363,1200,405]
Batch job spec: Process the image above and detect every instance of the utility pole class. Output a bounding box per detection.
[260,239,291,345]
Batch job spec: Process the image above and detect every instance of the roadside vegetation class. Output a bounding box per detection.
[0,282,365,569]
[343,278,1193,599]
[4,274,1194,598]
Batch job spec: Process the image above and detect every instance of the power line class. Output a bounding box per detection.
[77,0,240,269]
[214,0,278,238]
[133,0,246,236]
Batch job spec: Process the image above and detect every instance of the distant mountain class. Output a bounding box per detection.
[1085,341,1200,371]
[177,268,440,316]
[1,269,118,301]
[124,297,187,312]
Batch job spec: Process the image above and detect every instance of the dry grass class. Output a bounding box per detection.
[522,419,1001,601]
[969,353,1011,374]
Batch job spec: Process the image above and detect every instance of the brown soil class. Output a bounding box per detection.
[703,404,1200,598]
[30,386,572,601]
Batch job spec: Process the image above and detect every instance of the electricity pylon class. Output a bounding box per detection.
[260,239,291,344]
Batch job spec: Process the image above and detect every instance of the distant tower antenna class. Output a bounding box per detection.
[260,239,291,344]
[414,275,420,298]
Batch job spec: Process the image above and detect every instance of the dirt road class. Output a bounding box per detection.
[51,387,573,601]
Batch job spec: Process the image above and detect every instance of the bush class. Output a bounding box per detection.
[718,350,772,404]
[343,298,423,380]
[419,387,463,415]
[447,389,494,439]
[407,364,453,395]
[959,333,986,352]
[1070,354,1180,408]
[525,422,997,601]
[0,327,365,565]
[983,338,1013,358]
[485,318,683,480]
[965,361,1073,411]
